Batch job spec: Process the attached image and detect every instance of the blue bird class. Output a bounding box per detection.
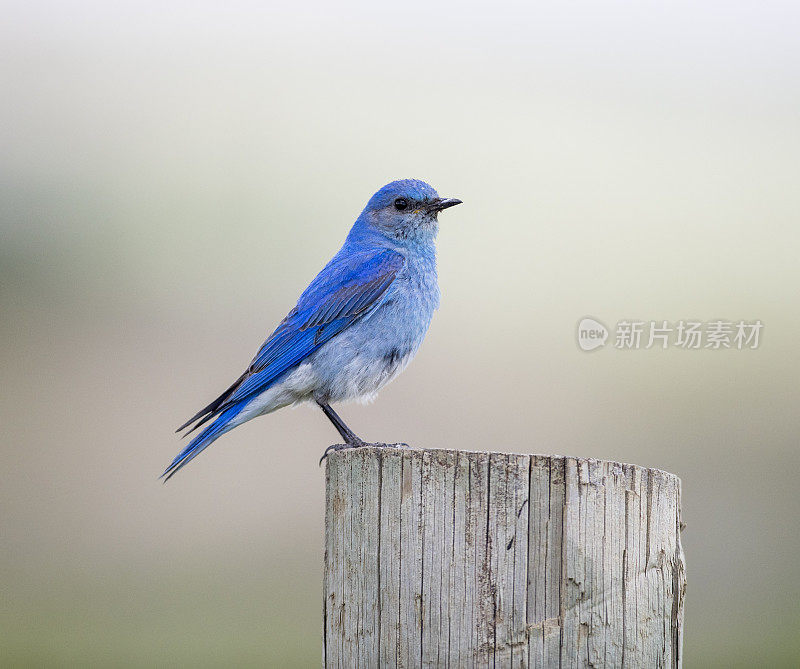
[163,179,461,480]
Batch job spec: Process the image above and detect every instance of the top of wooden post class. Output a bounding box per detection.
[325,444,681,485]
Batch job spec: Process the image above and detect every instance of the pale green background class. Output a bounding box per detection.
[2,1,798,666]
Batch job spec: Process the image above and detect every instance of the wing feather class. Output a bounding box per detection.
[177,247,405,432]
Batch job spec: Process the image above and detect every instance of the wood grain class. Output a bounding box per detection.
[323,447,685,668]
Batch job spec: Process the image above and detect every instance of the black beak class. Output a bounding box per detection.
[427,197,463,213]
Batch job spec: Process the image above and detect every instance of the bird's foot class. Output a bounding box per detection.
[318,441,409,466]
[318,440,364,466]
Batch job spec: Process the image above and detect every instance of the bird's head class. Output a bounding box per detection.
[357,179,462,245]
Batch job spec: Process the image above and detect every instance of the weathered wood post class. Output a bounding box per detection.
[323,447,685,668]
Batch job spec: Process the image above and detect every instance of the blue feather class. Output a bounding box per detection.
[173,247,405,443]
[221,248,404,409]
[162,404,245,480]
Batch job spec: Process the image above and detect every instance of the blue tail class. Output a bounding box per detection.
[162,404,244,481]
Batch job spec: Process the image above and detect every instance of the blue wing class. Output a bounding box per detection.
[232,249,404,403]
[163,246,405,480]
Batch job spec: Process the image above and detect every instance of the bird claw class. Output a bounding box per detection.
[318,441,364,466]
[318,441,415,466]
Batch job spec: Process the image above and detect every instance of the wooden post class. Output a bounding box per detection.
[323,447,685,668]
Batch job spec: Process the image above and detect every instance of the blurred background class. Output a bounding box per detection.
[2,1,798,666]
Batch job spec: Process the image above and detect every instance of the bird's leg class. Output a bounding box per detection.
[317,400,368,463]
[317,400,364,445]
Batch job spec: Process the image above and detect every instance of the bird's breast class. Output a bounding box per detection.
[382,255,439,337]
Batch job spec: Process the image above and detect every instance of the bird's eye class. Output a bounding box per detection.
[393,198,408,211]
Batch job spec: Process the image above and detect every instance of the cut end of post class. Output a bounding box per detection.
[319,442,415,466]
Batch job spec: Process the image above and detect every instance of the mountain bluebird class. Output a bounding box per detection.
[163,179,461,479]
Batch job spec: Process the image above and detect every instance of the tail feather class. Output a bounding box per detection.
[162,404,244,481]
[175,372,247,434]
[177,411,215,439]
